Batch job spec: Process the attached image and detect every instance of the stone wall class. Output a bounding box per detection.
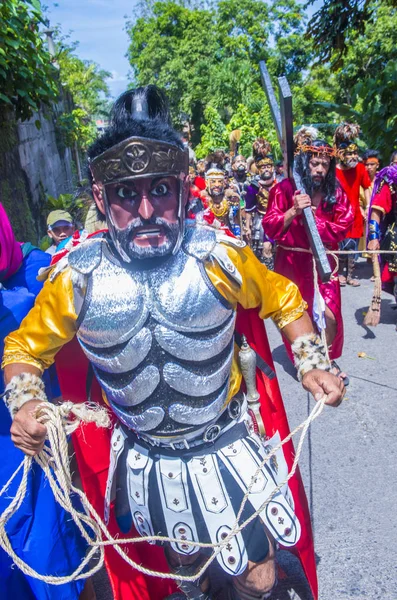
[0,101,75,244]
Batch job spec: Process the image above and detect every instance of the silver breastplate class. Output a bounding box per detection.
[70,227,239,437]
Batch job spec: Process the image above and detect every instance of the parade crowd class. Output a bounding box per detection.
[0,87,395,600]
[187,123,397,377]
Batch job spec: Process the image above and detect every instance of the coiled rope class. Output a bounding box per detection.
[0,396,328,584]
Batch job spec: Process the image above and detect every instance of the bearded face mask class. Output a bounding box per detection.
[100,175,185,262]
[90,136,189,263]
[338,144,359,168]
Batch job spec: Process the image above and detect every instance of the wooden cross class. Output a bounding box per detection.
[260,62,332,283]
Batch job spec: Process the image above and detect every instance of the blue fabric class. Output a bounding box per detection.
[6,247,51,296]
[0,257,86,599]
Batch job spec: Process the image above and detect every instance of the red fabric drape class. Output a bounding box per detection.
[55,308,317,600]
[236,308,318,600]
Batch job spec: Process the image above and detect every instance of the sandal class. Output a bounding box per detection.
[346,278,360,287]
[331,360,349,387]
[338,275,347,287]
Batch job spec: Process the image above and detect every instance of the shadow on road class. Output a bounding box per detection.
[355,298,397,337]
[272,344,297,380]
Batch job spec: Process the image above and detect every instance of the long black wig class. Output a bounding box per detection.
[294,139,338,211]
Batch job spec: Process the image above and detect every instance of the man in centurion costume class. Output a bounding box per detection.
[244,140,277,268]
[3,87,345,600]
[201,168,242,237]
[230,155,250,196]
[263,128,354,381]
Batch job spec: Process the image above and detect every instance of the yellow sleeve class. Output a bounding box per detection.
[2,267,78,372]
[205,242,307,329]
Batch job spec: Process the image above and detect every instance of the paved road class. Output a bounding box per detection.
[267,260,397,599]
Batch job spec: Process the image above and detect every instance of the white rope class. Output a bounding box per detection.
[278,246,397,255]
[0,396,328,584]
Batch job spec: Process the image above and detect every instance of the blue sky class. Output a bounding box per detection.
[47,0,138,98]
[47,1,321,100]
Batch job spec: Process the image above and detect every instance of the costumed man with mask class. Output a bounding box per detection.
[231,155,250,196]
[263,128,354,381]
[2,86,345,600]
[244,139,277,268]
[334,123,372,287]
[230,155,249,239]
[367,156,397,320]
[201,167,242,237]
[358,150,380,256]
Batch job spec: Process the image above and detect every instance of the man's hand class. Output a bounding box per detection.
[302,369,345,407]
[367,238,380,251]
[293,191,312,214]
[10,399,47,456]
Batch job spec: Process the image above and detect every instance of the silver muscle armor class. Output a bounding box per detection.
[69,226,243,437]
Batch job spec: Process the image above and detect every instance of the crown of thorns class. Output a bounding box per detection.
[295,144,336,157]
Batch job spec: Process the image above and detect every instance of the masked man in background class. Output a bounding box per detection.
[367,157,397,324]
[244,140,277,268]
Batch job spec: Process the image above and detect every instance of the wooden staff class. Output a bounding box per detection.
[364,253,381,326]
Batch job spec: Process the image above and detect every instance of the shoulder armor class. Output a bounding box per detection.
[215,231,246,249]
[68,237,104,275]
[210,242,243,287]
[183,223,217,260]
[48,255,69,282]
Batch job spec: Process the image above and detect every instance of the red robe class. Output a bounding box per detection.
[370,182,397,286]
[336,163,371,239]
[263,179,354,360]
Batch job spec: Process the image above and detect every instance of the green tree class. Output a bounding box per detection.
[0,0,58,120]
[195,105,228,158]
[307,0,397,160]
[126,0,313,150]
[305,0,374,68]
[56,45,111,150]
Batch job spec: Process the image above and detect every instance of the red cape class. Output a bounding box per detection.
[235,308,317,600]
[55,308,317,600]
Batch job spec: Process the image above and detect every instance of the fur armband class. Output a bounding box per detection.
[3,373,48,418]
[291,333,330,381]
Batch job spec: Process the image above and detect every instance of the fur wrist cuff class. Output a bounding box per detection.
[291,333,330,381]
[3,373,48,418]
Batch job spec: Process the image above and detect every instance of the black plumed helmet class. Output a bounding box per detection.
[111,85,172,126]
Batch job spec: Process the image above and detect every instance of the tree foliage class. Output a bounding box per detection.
[0,0,110,152]
[126,0,397,161]
[56,45,111,150]
[305,0,374,68]
[309,0,397,161]
[0,0,58,120]
[126,0,315,150]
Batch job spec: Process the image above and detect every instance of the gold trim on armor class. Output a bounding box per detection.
[256,157,274,167]
[370,205,386,216]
